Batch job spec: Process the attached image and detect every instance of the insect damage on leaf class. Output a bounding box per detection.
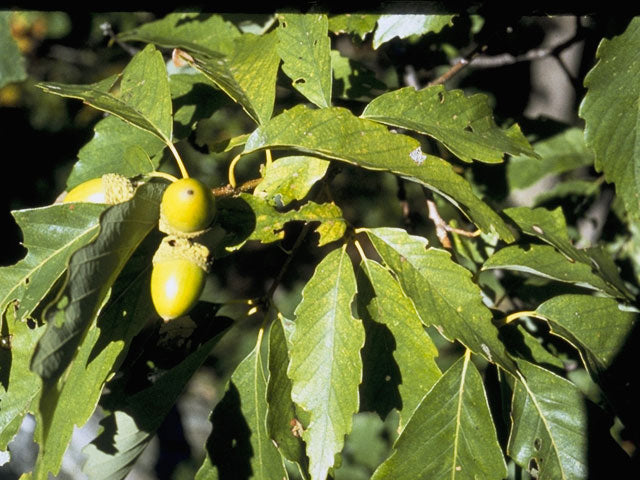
[409,146,426,165]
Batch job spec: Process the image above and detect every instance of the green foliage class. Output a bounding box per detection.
[362,85,536,163]
[0,203,106,322]
[0,12,27,88]
[196,331,286,480]
[507,127,593,190]
[288,247,365,480]
[184,31,280,125]
[372,14,455,49]
[254,155,329,206]
[357,258,441,427]
[84,320,230,480]
[507,361,588,479]
[2,11,639,480]
[38,44,173,145]
[580,17,640,221]
[277,13,332,108]
[243,104,515,240]
[372,354,507,480]
[365,227,516,374]
[68,116,165,188]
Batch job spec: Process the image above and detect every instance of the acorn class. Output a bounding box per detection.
[150,236,212,321]
[158,177,216,237]
[63,173,135,204]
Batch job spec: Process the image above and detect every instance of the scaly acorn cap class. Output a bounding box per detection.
[158,212,212,239]
[103,173,135,204]
[152,236,212,273]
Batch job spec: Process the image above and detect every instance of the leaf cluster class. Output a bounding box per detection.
[1,10,640,480]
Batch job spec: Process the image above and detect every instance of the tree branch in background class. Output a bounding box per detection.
[100,22,139,56]
[423,188,480,249]
[428,17,585,87]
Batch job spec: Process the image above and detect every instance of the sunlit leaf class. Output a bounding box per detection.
[328,14,379,40]
[372,354,507,480]
[536,295,637,376]
[277,13,332,108]
[363,85,536,163]
[365,227,517,374]
[0,203,106,323]
[288,247,365,480]
[0,306,45,449]
[196,333,286,480]
[579,17,640,220]
[254,155,329,206]
[118,12,240,55]
[357,259,441,427]
[372,14,455,49]
[30,182,164,384]
[508,361,588,479]
[244,105,515,241]
[38,44,173,144]
[185,31,280,125]
[227,193,346,249]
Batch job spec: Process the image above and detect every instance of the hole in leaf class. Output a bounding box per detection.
[464,125,473,133]
[437,92,444,103]
[528,458,540,477]
[24,277,30,285]
[26,317,36,329]
[294,78,306,85]
[168,239,176,247]
[534,437,542,450]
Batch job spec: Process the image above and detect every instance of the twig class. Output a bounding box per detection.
[428,18,585,87]
[100,22,139,56]
[427,43,486,87]
[426,198,452,248]
[427,57,471,87]
[211,178,262,197]
[423,188,480,248]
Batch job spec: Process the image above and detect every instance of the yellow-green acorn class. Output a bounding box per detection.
[150,236,211,321]
[159,177,216,237]
[63,173,135,204]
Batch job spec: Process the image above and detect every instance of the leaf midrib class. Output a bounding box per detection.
[1,222,101,314]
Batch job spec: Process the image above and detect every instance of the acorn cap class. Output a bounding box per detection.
[103,173,135,204]
[158,211,212,239]
[152,236,212,272]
